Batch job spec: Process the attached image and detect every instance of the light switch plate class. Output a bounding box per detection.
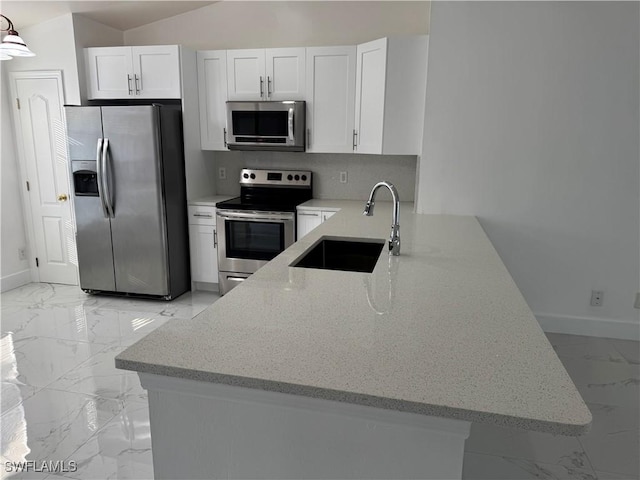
[339,172,348,184]
[219,167,226,180]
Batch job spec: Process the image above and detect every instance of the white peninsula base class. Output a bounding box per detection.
[140,373,471,480]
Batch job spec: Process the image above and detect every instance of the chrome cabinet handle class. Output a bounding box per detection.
[307,128,310,147]
[223,127,227,148]
[353,130,358,150]
[298,212,320,216]
[259,76,264,98]
[127,75,133,95]
[213,230,218,248]
[267,76,272,98]
[135,74,140,95]
[193,213,213,218]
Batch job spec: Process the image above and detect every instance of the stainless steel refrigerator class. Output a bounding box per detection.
[65,105,189,299]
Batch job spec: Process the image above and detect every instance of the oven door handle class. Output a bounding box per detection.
[217,211,294,222]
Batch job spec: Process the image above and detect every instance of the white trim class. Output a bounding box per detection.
[0,270,31,293]
[536,312,640,341]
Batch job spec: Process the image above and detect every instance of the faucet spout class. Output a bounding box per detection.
[363,181,401,256]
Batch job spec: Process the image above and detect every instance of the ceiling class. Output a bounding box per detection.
[1,1,218,31]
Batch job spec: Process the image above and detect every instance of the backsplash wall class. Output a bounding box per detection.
[213,152,417,202]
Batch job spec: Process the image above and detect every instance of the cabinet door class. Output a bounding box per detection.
[132,45,181,99]
[354,38,387,154]
[198,50,228,150]
[297,210,322,240]
[189,224,218,283]
[265,48,305,101]
[227,49,266,101]
[306,46,356,153]
[85,47,133,99]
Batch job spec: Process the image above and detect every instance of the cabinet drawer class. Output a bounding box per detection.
[188,206,216,225]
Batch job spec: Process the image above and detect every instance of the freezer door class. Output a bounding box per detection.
[101,106,170,295]
[65,107,116,292]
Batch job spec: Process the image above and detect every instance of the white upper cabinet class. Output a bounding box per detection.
[86,45,181,99]
[305,46,356,153]
[354,36,429,155]
[354,38,387,154]
[85,47,134,99]
[197,50,229,150]
[265,48,306,100]
[227,48,305,101]
[226,49,265,101]
[132,46,181,99]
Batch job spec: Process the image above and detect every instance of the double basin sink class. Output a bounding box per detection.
[291,236,385,273]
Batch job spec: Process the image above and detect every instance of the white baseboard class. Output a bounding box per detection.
[0,269,32,293]
[536,312,640,341]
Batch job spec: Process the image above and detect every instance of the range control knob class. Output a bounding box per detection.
[243,173,249,179]
[287,174,293,181]
[250,173,256,179]
[301,175,307,181]
[294,175,300,181]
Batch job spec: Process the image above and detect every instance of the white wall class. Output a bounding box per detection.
[1,14,82,290]
[72,14,124,103]
[5,14,81,104]
[124,1,429,49]
[418,2,640,339]
[0,70,30,291]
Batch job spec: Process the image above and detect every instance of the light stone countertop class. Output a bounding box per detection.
[188,195,235,206]
[296,199,356,211]
[116,201,592,436]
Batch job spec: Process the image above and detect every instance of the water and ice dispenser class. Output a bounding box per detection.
[72,161,99,196]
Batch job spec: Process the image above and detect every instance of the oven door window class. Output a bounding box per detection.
[225,220,285,261]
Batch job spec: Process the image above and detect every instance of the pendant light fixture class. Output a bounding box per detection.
[0,14,36,60]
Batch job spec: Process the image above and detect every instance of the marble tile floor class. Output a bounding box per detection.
[0,283,638,480]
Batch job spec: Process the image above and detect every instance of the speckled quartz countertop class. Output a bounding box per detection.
[117,201,591,436]
[188,195,235,206]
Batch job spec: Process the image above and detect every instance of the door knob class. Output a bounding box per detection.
[57,193,68,202]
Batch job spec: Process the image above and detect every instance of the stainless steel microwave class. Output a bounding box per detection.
[226,101,306,152]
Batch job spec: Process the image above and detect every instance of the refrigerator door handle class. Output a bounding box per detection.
[96,138,109,218]
[102,138,115,218]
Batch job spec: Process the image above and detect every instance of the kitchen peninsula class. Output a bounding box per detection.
[116,201,591,479]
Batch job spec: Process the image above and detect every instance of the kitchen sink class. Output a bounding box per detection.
[291,237,385,273]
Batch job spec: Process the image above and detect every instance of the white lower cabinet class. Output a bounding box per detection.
[297,208,339,240]
[188,205,218,286]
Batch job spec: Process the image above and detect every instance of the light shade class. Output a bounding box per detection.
[0,34,35,57]
[0,51,11,60]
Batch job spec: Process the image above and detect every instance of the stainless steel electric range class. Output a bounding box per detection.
[215,168,312,294]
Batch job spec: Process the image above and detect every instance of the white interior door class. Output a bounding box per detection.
[10,71,78,285]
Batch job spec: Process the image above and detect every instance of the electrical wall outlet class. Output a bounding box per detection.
[218,167,226,180]
[634,292,640,309]
[590,290,604,307]
[339,171,348,184]
[18,248,26,261]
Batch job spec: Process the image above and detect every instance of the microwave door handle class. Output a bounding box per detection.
[288,107,294,142]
